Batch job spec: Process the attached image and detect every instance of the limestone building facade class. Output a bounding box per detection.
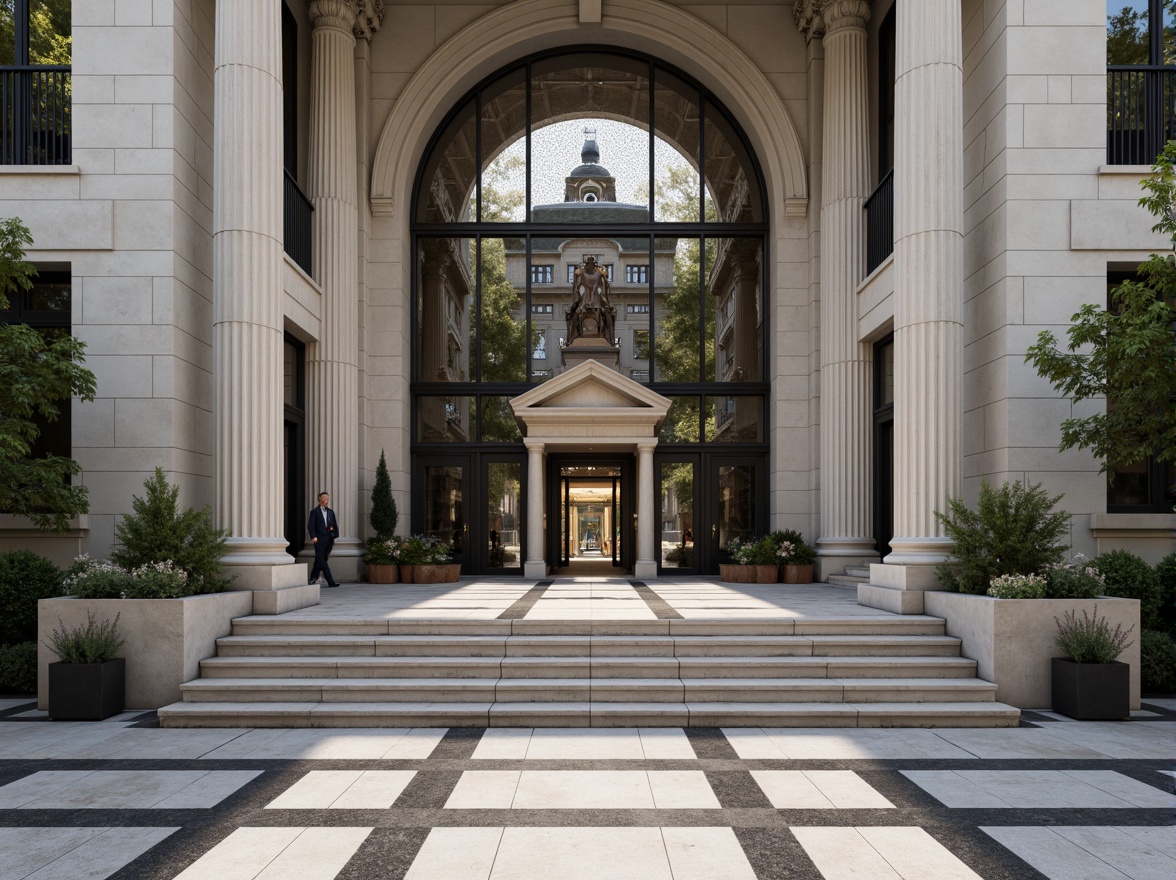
[1,0,1172,607]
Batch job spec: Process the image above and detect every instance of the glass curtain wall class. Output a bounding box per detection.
[412,49,769,574]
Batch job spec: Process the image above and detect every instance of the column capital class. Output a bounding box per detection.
[821,0,871,35]
[524,440,546,454]
[635,441,657,454]
[307,0,385,41]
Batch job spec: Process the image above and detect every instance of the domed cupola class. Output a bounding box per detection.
[565,129,617,203]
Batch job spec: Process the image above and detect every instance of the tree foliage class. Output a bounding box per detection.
[934,480,1071,595]
[0,218,97,531]
[0,0,72,65]
[111,468,230,594]
[1025,145,1176,476]
[369,449,398,540]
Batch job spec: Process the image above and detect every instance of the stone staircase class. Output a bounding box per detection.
[157,616,1020,728]
[825,565,872,589]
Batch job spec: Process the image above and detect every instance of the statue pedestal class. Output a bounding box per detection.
[562,338,620,370]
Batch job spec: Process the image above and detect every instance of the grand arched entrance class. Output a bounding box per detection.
[409,48,770,576]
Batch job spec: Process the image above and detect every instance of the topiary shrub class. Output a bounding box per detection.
[0,550,62,644]
[1140,629,1176,694]
[112,468,230,594]
[369,449,398,541]
[1157,553,1176,634]
[1092,550,1163,631]
[0,641,37,694]
[934,480,1070,595]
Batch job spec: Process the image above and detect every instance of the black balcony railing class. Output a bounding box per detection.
[1107,65,1176,165]
[864,168,894,277]
[284,169,314,276]
[0,66,71,166]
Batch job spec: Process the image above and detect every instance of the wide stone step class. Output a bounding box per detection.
[157,700,1020,729]
[181,676,996,704]
[228,617,947,638]
[212,632,962,659]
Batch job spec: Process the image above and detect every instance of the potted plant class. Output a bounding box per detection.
[46,612,125,721]
[365,450,400,584]
[1051,606,1134,720]
[399,535,460,584]
[770,530,816,584]
[719,536,778,584]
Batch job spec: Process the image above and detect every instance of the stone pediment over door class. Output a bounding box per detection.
[509,360,671,446]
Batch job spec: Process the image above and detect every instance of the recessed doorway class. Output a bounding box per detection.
[547,455,634,575]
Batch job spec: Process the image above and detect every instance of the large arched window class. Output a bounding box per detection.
[411,49,769,574]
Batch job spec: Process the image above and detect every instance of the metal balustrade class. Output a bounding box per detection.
[0,67,71,166]
[1107,66,1176,165]
[284,169,314,276]
[864,169,894,277]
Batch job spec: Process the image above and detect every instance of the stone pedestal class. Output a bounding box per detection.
[561,339,620,370]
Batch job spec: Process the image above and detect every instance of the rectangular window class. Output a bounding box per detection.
[530,264,553,284]
[531,303,553,315]
[633,329,650,360]
[532,328,547,359]
[1,0,72,165]
[627,303,650,314]
[626,264,649,284]
[567,264,577,284]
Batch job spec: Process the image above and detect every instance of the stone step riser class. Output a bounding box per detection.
[229,621,948,638]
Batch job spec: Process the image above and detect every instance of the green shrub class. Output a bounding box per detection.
[364,536,401,565]
[1053,606,1134,664]
[934,480,1070,595]
[45,612,124,664]
[112,468,230,594]
[0,550,62,644]
[987,573,1047,599]
[1140,629,1176,693]
[399,535,451,565]
[369,449,398,540]
[1157,553,1176,633]
[1043,556,1105,600]
[767,530,816,565]
[1092,550,1163,630]
[0,641,37,693]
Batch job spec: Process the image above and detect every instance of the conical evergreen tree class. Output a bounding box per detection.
[370,450,398,540]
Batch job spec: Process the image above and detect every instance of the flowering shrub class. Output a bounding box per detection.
[1043,555,1105,600]
[1054,605,1133,664]
[766,530,816,565]
[364,536,402,565]
[64,556,193,600]
[986,573,1047,599]
[398,535,453,565]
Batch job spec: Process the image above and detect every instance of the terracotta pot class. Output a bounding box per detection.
[780,563,814,584]
[719,564,755,584]
[410,563,462,584]
[366,563,399,584]
[399,564,416,582]
[755,564,780,583]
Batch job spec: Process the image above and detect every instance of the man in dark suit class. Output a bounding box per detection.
[307,491,340,588]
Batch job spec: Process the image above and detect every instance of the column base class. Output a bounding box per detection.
[525,561,547,579]
[634,560,657,580]
[298,538,363,584]
[857,560,946,615]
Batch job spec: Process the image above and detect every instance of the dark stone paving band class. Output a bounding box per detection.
[629,581,684,619]
[497,579,553,619]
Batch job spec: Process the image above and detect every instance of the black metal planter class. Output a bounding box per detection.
[48,658,125,721]
[1051,657,1130,720]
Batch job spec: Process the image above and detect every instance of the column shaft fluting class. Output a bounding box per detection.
[889,0,964,565]
[635,443,656,578]
[817,0,876,564]
[306,2,361,556]
[525,442,546,578]
[212,0,288,562]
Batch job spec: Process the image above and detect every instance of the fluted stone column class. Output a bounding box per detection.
[635,442,656,580]
[525,441,546,579]
[868,0,964,608]
[213,0,306,596]
[304,0,383,582]
[815,0,877,575]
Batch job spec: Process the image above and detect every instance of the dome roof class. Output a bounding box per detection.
[569,134,610,178]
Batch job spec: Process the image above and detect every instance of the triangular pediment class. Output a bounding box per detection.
[509,360,671,442]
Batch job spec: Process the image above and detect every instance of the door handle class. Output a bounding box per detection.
[712,524,717,538]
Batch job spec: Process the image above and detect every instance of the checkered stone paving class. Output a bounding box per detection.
[0,704,1172,879]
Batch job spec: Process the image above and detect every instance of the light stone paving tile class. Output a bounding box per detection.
[638,728,696,760]
[721,728,788,759]
[326,771,417,809]
[206,729,419,760]
[1058,771,1176,808]
[982,826,1133,880]
[932,729,1109,760]
[445,771,522,809]
[380,729,447,759]
[173,827,306,880]
[1045,723,1176,760]
[1143,697,1176,710]
[153,771,263,809]
[1053,826,1176,880]
[790,827,902,879]
[759,730,973,760]
[524,728,646,760]
[0,770,95,808]
[4,771,248,810]
[66,730,253,760]
[266,771,365,809]
[490,827,674,880]
[4,827,176,880]
[805,771,895,809]
[647,771,721,809]
[472,728,532,760]
[404,827,504,880]
[751,771,834,809]
[254,827,372,880]
[1116,826,1176,860]
[510,770,655,809]
[856,827,983,880]
[660,827,758,880]
[899,771,1009,808]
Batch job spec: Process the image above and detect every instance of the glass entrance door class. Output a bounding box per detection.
[484,457,524,573]
[416,457,470,571]
[547,456,634,574]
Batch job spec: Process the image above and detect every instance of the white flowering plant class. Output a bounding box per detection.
[64,555,192,600]
[986,572,1048,599]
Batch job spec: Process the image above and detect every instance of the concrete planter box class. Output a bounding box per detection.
[38,591,253,710]
[923,592,1141,709]
[1052,658,1130,720]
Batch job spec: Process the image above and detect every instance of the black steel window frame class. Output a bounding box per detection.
[626,264,649,283]
[1107,0,1176,165]
[1,0,71,166]
[530,264,553,284]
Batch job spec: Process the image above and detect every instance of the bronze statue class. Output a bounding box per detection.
[566,256,616,345]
